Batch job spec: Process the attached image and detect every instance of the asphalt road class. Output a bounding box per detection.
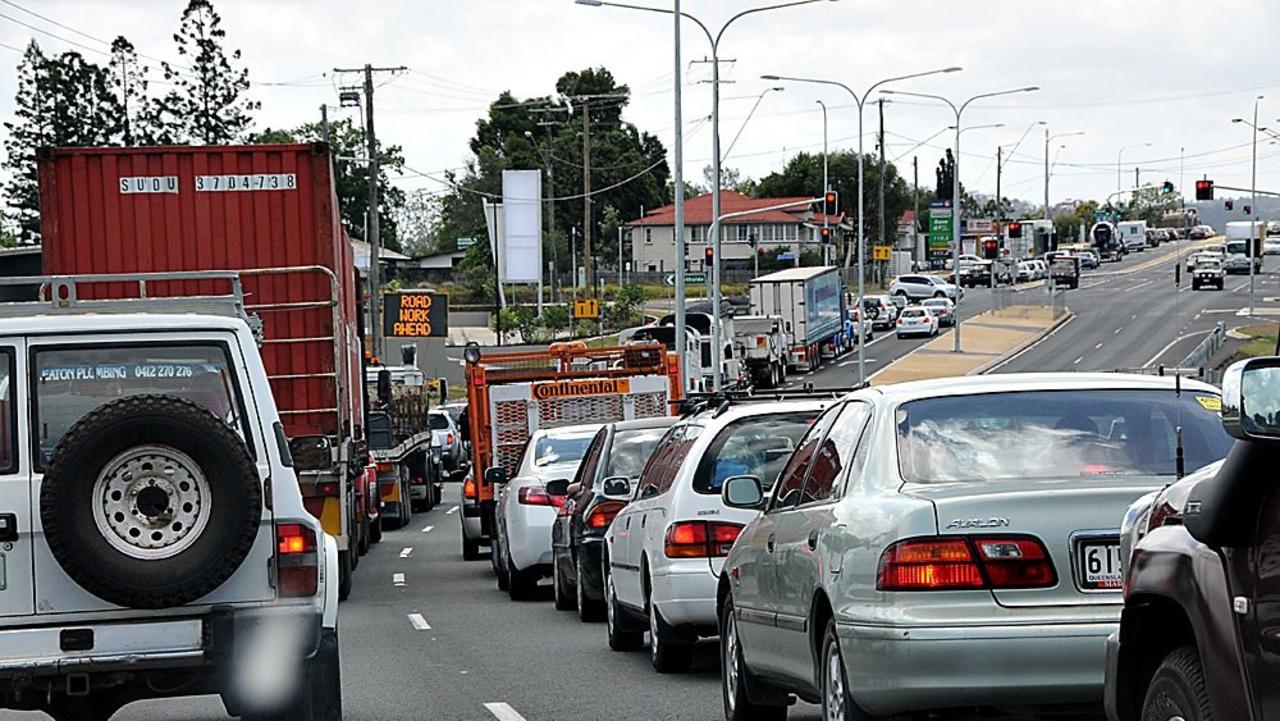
[788,239,1273,388]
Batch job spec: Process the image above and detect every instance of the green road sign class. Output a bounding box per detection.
[457,237,476,249]
[663,272,706,287]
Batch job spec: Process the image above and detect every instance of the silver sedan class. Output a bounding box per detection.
[716,373,1234,721]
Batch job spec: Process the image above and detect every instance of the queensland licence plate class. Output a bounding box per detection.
[1078,540,1123,590]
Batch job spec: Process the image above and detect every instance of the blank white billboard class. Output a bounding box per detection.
[502,170,543,283]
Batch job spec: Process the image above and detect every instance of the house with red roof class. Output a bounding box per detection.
[627,190,844,273]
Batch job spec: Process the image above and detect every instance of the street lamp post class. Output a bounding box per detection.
[723,86,784,162]
[881,86,1040,353]
[1117,142,1153,195]
[818,99,830,265]
[577,0,837,392]
[761,67,962,384]
[1232,94,1265,317]
[1043,129,1086,220]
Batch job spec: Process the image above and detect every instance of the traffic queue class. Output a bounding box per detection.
[454,334,1267,721]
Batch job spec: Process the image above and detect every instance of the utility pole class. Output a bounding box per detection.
[913,156,921,267]
[320,104,330,145]
[1043,128,1050,221]
[333,63,406,360]
[581,100,593,291]
[531,106,568,308]
[1135,166,1140,190]
[877,98,887,285]
[996,146,1003,223]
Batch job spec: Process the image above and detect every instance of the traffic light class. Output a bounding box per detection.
[1244,205,1252,215]
[1162,181,1175,194]
[982,239,999,260]
[823,190,839,216]
[1194,179,1214,200]
[704,247,714,267]
[1007,221,1022,239]
[1226,199,1234,211]
[820,226,833,243]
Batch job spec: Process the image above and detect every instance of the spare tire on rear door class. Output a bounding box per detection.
[41,394,262,609]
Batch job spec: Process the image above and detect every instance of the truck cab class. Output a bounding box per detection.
[0,274,339,721]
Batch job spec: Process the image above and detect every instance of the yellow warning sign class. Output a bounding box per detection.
[1195,395,1222,412]
[573,298,600,319]
[872,246,892,261]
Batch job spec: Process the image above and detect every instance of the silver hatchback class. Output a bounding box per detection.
[716,373,1233,720]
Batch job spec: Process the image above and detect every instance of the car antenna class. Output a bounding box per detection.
[1174,372,1185,480]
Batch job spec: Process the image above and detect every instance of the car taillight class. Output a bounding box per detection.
[664,521,743,558]
[876,536,1055,591]
[586,501,626,530]
[756,337,766,348]
[275,522,318,598]
[447,433,455,446]
[376,463,394,474]
[463,478,478,500]
[1147,499,1181,532]
[518,486,565,508]
[317,481,340,497]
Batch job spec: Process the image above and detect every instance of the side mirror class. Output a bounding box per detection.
[545,478,571,497]
[722,475,765,510]
[1221,357,1280,441]
[601,476,632,499]
[784,321,793,334]
[484,467,508,485]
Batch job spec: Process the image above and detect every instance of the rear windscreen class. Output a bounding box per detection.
[33,344,246,468]
[428,413,451,430]
[604,427,669,480]
[897,390,1233,483]
[693,411,821,494]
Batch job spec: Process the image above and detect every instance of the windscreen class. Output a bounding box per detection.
[533,433,595,467]
[693,411,821,494]
[734,318,773,334]
[34,345,244,468]
[897,390,1233,483]
[604,427,669,479]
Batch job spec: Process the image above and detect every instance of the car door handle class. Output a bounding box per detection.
[807,529,820,550]
[641,514,646,528]
[766,534,776,553]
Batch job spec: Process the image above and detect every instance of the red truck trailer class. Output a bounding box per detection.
[38,143,367,599]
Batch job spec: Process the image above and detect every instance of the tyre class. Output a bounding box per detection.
[1140,646,1212,721]
[605,569,644,652]
[369,515,383,545]
[493,535,510,591]
[821,619,871,721]
[337,549,352,602]
[507,552,539,601]
[649,595,693,673]
[933,291,945,298]
[553,554,575,611]
[577,554,605,622]
[894,290,907,298]
[40,395,261,609]
[357,514,370,556]
[720,597,788,721]
[243,628,343,721]
[462,534,483,561]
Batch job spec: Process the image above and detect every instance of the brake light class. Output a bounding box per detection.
[518,486,565,508]
[756,337,766,348]
[376,463,395,474]
[1147,499,1181,532]
[463,477,478,500]
[275,522,318,597]
[878,536,1056,591]
[586,501,626,530]
[317,481,340,497]
[447,433,455,446]
[664,521,743,558]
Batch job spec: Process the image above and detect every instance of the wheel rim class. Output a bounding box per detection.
[606,574,617,635]
[92,445,212,561]
[824,637,846,721]
[723,608,740,712]
[576,559,586,611]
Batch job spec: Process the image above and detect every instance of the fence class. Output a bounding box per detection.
[1107,322,1228,385]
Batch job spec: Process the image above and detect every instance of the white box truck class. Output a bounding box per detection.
[749,266,844,373]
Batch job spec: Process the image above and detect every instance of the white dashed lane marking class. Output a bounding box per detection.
[408,613,431,631]
[446,506,459,515]
[421,525,435,533]
[393,573,406,587]
[484,703,529,721]
[400,547,413,558]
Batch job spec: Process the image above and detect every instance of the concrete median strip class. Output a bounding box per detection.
[870,305,1074,384]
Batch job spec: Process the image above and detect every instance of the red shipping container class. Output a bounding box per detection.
[38,143,364,445]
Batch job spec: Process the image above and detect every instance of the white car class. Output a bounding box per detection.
[494,424,600,600]
[0,274,339,721]
[920,297,956,327]
[889,274,962,302]
[1265,236,1280,256]
[896,307,939,338]
[602,400,828,672]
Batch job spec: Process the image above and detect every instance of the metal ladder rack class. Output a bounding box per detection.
[0,271,251,324]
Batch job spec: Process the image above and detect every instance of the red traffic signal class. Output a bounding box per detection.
[1195,179,1214,201]
[982,239,999,260]
[1007,222,1022,239]
[820,226,833,243]
[823,191,839,216]
[704,247,714,265]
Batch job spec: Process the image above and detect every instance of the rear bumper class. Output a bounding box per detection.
[836,620,1114,716]
[507,506,557,572]
[650,561,718,632]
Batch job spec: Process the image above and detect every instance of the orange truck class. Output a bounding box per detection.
[458,341,682,559]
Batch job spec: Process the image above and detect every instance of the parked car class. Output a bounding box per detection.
[0,275,341,721]
[717,373,1234,721]
[896,306,939,338]
[603,400,828,672]
[861,295,898,330]
[493,424,600,600]
[549,418,675,621]
[1105,358,1278,721]
[920,297,956,327]
[889,274,962,302]
[1265,235,1280,255]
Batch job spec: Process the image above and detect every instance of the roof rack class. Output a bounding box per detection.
[673,382,867,417]
[0,271,256,329]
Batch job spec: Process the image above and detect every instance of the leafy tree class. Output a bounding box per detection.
[396,189,441,257]
[703,164,755,194]
[490,307,521,343]
[3,41,50,242]
[541,304,570,338]
[158,0,258,143]
[251,118,406,252]
[108,37,156,145]
[755,151,911,268]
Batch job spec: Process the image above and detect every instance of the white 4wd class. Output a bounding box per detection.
[602,399,828,673]
[0,275,339,721]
